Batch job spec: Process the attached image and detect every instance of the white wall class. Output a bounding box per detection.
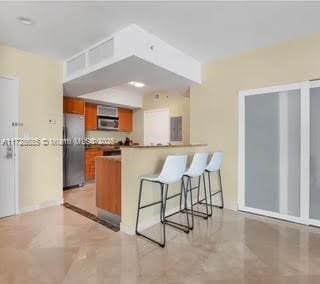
[116,24,201,83]
[79,87,143,109]
[65,24,201,85]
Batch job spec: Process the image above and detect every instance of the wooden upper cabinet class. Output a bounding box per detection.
[63,97,84,115]
[85,103,97,130]
[119,108,133,132]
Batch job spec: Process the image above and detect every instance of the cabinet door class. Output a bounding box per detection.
[85,103,97,130]
[63,97,84,114]
[85,149,103,180]
[96,159,121,216]
[119,108,133,132]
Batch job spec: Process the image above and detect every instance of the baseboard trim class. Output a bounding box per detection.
[224,202,238,211]
[19,198,64,214]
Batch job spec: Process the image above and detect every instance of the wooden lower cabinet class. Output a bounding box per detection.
[96,157,121,216]
[85,148,103,180]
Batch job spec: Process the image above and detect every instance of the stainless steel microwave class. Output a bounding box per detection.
[97,117,119,130]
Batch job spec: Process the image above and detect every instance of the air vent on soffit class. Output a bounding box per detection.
[153,93,160,100]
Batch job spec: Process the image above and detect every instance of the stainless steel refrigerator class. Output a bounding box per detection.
[63,113,85,188]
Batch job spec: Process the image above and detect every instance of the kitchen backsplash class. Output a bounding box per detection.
[86,130,132,142]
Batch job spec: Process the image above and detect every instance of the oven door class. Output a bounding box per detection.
[98,118,119,130]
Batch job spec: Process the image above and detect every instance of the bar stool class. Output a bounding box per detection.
[198,152,224,216]
[181,152,209,230]
[135,155,188,247]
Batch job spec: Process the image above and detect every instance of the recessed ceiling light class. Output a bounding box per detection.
[17,17,33,25]
[128,81,145,88]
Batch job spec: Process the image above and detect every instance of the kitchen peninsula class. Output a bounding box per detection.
[96,144,208,234]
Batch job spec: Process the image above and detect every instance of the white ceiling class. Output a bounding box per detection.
[1,1,320,63]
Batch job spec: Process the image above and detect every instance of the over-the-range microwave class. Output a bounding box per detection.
[97,117,119,130]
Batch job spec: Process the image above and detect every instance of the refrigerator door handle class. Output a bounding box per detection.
[63,126,67,157]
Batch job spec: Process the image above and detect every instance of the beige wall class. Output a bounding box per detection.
[132,92,190,145]
[190,34,320,208]
[0,45,63,212]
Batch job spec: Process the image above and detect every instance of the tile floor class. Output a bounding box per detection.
[1,205,320,283]
[63,183,97,215]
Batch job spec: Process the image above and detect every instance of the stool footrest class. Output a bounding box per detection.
[139,200,162,209]
[139,192,182,210]
[164,209,182,219]
[181,208,209,219]
[163,219,189,233]
[187,186,200,191]
[197,191,222,204]
[211,190,223,196]
[199,201,223,209]
[166,192,182,201]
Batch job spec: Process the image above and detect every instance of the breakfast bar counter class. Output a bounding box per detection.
[95,144,208,233]
[120,144,208,234]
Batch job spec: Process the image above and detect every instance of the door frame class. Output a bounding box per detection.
[1,76,20,215]
[307,80,320,227]
[238,81,310,225]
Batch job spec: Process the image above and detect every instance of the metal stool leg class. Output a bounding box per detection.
[188,177,194,230]
[181,175,209,223]
[163,180,190,233]
[218,169,224,209]
[161,184,167,246]
[135,180,166,247]
[179,177,184,212]
[135,179,144,234]
[202,172,209,217]
[207,172,213,216]
[199,170,224,210]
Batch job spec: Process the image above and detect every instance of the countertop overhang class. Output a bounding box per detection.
[120,144,207,149]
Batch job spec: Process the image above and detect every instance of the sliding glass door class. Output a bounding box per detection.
[239,82,309,224]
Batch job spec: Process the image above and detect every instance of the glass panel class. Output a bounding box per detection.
[310,87,320,220]
[245,90,301,217]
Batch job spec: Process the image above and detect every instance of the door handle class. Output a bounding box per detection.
[6,145,13,159]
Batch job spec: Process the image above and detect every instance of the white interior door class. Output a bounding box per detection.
[144,109,170,146]
[239,82,309,224]
[0,77,18,218]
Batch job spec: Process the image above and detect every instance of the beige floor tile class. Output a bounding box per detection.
[1,204,320,283]
[63,183,97,215]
